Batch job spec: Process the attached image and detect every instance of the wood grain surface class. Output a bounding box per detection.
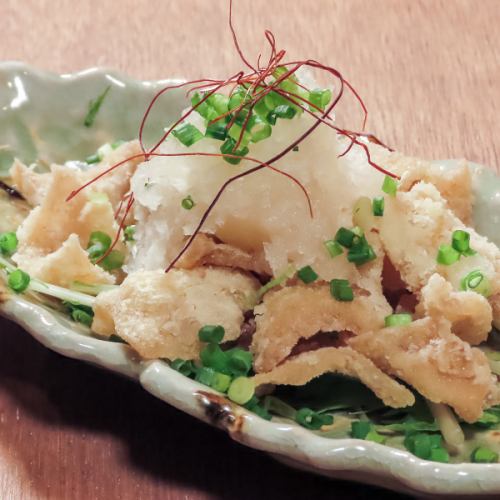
[0,1,498,499]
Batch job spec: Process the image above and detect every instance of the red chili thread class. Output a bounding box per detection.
[70,0,397,273]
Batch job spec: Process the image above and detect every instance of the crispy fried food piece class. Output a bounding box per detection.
[92,267,259,360]
[14,234,114,287]
[14,165,124,254]
[417,274,493,345]
[384,152,474,224]
[88,140,142,210]
[177,233,271,275]
[251,284,392,373]
[369,145,473,223]
[252,346,415,408]
[9,141,141,209]
[491,294,500,330]
[378,181,500,326]
[397,157,472,224]
[12,164,125,286]
[10,160,51,206]
[349,317,495,423]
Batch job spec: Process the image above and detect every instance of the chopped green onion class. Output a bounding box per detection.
[273,104,297,119]
[85,153,101,164]
[295,408,333,430]
[200,343,230,373]
[206,93,229,115]
[430,448,450,463]
[248,116,272,143]
[324,239,343,258]
[198,325,225,344]
[195,366,232,393]
[228,91,246,112]
[8,269,30,293]
[297,265,318,284]
[195,366,217,386]
[181,195,195,210]
[111,139,125,149]
[227,377,255,405]
[382,175,398,196]
[0,232,18,256]
[452,230,471,254]
[266,111,278,125]
[372,196,385,216]
[330,279,354,302]
[171,359,197,377]
[234,108,251,126]
[172,123,204,147]
[384,313,412,327]
[84,86,111,127]
[220,138,249,165]
[347,238,376,266]
[123,225,136,242]
[226,348,253,377]
[87,231,112,262]
[436,244,460,265]
[309,88,332,111]
[253,97,272,117]
[205,121,228,141]
[264,90,289,110]
[335,227,356,248]
[460,270,491,297]
[228,124,251,148]
[471,446,499,463]
[292,146,299,152]
[210,372,232,392]
[190,92,218,121]
[100,250,125,271]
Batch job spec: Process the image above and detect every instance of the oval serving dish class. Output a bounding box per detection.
[1,62,500,497]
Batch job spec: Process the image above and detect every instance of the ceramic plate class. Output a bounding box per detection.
[1,62,500,497]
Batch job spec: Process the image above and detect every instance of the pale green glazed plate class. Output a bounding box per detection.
[1,62,500,498]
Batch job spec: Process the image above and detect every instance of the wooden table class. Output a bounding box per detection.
[0,1,498,498]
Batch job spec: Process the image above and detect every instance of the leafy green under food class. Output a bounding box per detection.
[63,301,94,327]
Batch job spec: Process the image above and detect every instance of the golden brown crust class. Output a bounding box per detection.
[92,267,259,360]
[253,346,415,408]
[349,317,495,423]
[251,284,392,373]
[416,273,492,345]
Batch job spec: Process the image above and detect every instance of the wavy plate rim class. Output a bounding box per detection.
[1,62,500,497]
